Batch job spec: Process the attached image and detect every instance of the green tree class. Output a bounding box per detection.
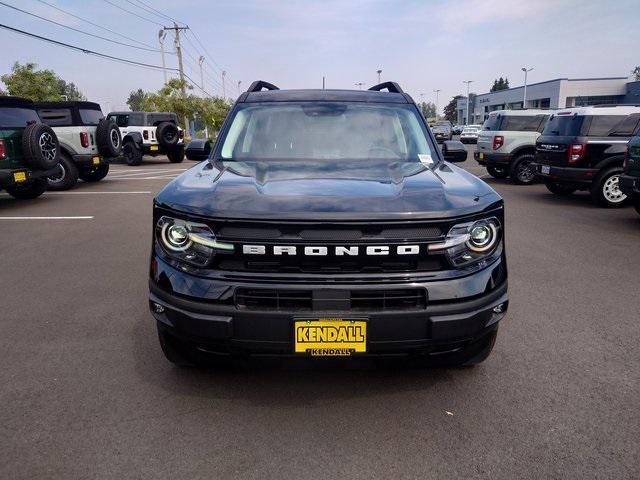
[632,66,640,81]
[126,88,148,111]
[420,101,437,118]
[444,95,464,123]
[0,62,85,101]
[490,77,510,92]
[140,78,232,136]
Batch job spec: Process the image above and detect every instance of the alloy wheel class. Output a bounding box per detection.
[39,132,57,161]
[602,175,627,204]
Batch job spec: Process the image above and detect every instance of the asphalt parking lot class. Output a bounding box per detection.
[1,149,639,479]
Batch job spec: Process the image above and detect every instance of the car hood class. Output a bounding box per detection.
[155,159,501,220]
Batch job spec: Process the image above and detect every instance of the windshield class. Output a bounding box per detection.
[219,102,435,162]
[0,107,40,128]
[79,108,104,125]
[542,114,585,136]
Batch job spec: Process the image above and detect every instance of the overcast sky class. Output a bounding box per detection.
[0,0,638,114]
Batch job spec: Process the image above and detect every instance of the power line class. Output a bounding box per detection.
[129,0,184,25]
[186,30,237,84]
[102,0,164,27]
[35,0,162,50]
[0,1,165,53]
[0,22,178,72]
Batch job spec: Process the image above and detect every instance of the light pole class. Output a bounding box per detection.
[355,82,365,89]
[198,56,208,138]
[521,67,533,108]
[221,70,226,99]
[376,69,382,83]
[463,80,473,125]
[433,89,441,119]
[158,29,167,85]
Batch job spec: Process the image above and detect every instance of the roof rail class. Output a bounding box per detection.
[368,82,404,94]
[246,81,279,93]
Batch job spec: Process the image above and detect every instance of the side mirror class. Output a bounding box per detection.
[442,140,467,163]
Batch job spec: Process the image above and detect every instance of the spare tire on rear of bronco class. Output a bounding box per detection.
[156,122,179,149]
[21,123,59,170]
[96,119,122,157]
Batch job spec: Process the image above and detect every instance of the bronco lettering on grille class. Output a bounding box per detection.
[242,245,421,256]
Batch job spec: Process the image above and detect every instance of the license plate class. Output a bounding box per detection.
[13,171,27,183]
[150,145,159,151]
[541,165,551,174]
[479,152,484,160]
[294,318,367,356]
[92,156,101,165]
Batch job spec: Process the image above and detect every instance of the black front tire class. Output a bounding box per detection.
[590,167,627,208]
[5,178,47,199]
[509,154,537,185]
[123,141,143,166]
[47,153,79,191]
[167,147,185,163]
[545,181,577,196]
[487,166,509,179]
[79,164,110,182]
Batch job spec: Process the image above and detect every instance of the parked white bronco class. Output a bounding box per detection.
[35,101,122,190]
[474,109,552,185]
[107,111,185,166]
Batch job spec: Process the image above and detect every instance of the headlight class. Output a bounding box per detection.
[156,216,234,267]
[428,217,501,268]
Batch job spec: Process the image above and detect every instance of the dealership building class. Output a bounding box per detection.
[456,77,640,125]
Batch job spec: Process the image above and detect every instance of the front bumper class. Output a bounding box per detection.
[149,256,509,357]
[532,163,597,185]
[474,151,511,167]
[619,174,640,201]
[0,166,60,189]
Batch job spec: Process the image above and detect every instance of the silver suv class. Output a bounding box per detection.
[36,102,122,190]
[475,109,551,184]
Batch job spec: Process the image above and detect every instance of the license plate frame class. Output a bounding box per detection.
[479,152,484,160]
[293,318,367,356]
[13,171,27,183]
[92,156,101,165]
[150,145,159,151]
[541,165,551,174]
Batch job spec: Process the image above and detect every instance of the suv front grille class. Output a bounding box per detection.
[235,288,427,312]
[211,220,449,275]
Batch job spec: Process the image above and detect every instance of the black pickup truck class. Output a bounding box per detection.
[148,81,509,368]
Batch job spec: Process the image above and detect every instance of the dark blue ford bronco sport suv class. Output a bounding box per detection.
[149,81,508,367]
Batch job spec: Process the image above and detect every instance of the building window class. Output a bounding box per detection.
[566,95,625,107]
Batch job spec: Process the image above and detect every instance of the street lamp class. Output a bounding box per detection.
[158,29,168,85]
[463,80,473,125]
[433,89,441,119]
[521,67,533,108]
[376,69,382,83]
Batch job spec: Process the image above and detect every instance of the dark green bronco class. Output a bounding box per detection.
[619,135,640,217]
[0,96,60,199]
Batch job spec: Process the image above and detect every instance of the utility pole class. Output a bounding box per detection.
[164,23,190,131]
[433,89,441,119]
[237,80,242,94]
[198,55,208,138]
[222,71,226,99]
[158,29,168,85]
[522,67,533,108]
[322,76,325,89]
[463,80,473,125]
[376,69,382,83]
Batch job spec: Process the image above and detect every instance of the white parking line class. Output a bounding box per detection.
[0,216,94,220]
[46,191,152,195]
[108,169,182,178]
[112,175,178,180]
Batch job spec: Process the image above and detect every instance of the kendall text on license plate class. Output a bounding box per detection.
[541,165,551,174]
[13,171,27,183]
[150,145,159,151]
[294,318,367,356]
